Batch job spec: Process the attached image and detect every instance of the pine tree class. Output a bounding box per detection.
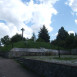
[38,25,50,42]
[57,27,69,41]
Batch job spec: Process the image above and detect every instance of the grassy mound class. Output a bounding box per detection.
[0,41,56,51]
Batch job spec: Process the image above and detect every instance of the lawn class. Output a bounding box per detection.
[0,41,59,51]
[24,55,77,61]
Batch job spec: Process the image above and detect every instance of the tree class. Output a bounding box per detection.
[11,33,25,43]
[66,33,75,49]
[51,27,69,48]
[74,33,77,48]
[55,27,69,48]
[38,25,50,42]
[51,27,77,49]
[57,27,69,41]
[1,35,10,45]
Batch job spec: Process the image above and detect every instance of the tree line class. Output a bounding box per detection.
[0,25,50,46]
[0,25,77,49]
[51,27,77,49]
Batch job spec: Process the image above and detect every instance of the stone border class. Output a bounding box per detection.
[16,58,77,77]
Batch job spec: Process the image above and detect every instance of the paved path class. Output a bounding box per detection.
[0,58,39,77]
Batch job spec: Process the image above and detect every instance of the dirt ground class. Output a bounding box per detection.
[0,57,39,77]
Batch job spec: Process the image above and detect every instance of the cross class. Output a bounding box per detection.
[21,28,25,41]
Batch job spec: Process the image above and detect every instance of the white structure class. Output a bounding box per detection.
[9,48,58,58]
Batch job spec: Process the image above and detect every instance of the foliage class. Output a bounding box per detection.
[1,35,10,45]
[1,26,77,51]
[36,38,45,42]
[38,25,50,42]
[0,45,12,52]
[65,33,75,49]
[57,27,69,41]
[11,33,25,43]
[51,27,77,49]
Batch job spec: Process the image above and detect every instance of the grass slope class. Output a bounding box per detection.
[0,41,56,51]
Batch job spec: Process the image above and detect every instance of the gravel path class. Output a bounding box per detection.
[0,58,39,77]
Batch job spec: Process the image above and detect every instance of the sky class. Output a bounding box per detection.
[0,0,77,41]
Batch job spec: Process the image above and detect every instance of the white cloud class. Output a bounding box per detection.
[66,0,77,15]
[31,3,57,32]
[66,0,77,25]
[0,23,19,38]
[0,0,58,38]
[0,23,10,38]
[68,31,75,35]
[75,19,77,24]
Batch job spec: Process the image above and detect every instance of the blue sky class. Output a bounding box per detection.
[0,0,77,41]
[50,0,77,40]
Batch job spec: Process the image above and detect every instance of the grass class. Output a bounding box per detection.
[0,40,66,52]
[24,56,57,61]
[24,56,52,60]
[24,55,77,61]
[0,41,25,52]
[24,56,53,61]
[0,41,56,51]
[24,41,52,49]
[54,57,77,60]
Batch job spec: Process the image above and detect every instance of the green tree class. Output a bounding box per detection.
[74,33,77,48]
[11,33,25,43]
[66,33,75,49]
[51,27,77,49]
[57,27,69,41]
[1,35,10,45]
[51,27,69,48]
[38,25,50,42]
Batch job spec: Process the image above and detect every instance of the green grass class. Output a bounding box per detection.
[13,41,26,48]
[24,56,54,61]
[0,41,54,51]
[53,57,77,60]
[0,40,65,52]
[25,41,52,49]
[24,56,77,61]
[13,41,52,49]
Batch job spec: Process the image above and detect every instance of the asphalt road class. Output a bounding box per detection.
[0,58,39,77]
